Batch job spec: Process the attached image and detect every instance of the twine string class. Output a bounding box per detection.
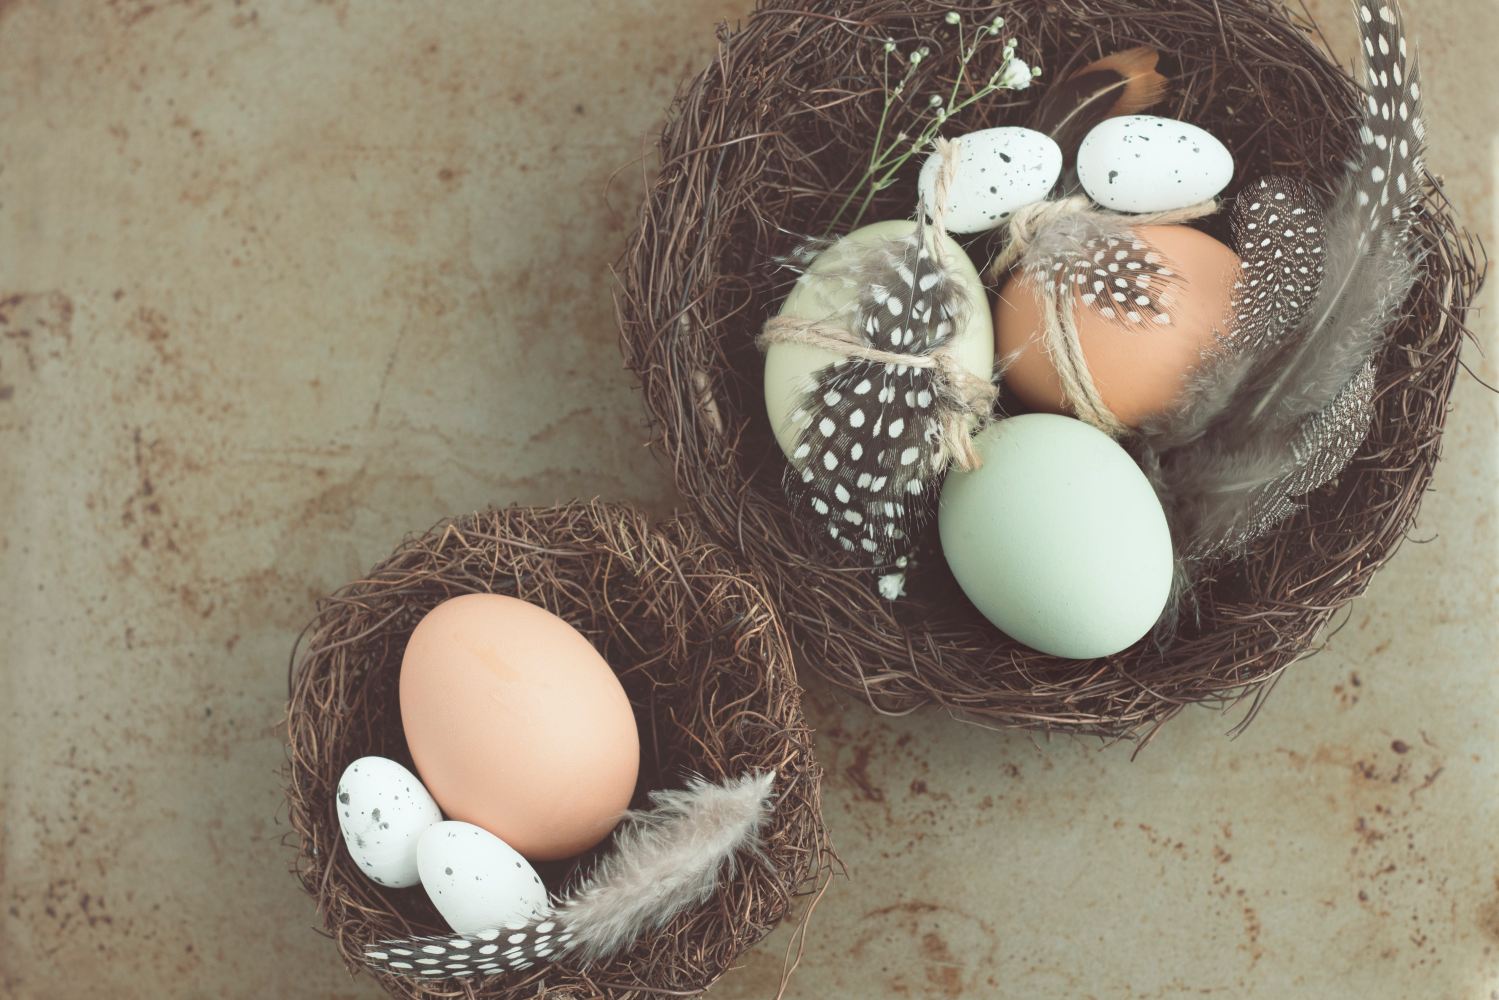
[925,135,962,245]
[987,196,1220,437]
[757,317,997,470]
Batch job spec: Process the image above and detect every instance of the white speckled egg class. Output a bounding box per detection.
[337,756,443,888]
[764,220,993,459]
[1076,115,1234,213]
[937,414,1173,658]
[918,127,1062,233]
[417,822,550,934]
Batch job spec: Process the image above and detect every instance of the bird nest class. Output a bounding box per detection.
[615,0,1484,737]
[285,502,832,999]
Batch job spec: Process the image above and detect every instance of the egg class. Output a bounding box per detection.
[336,756,443,888]
[417,821,550,934]
[917,127,1063,233]
[400,594,639,861]
[1077,115,1234,213]
[764,220,993,458]
[995,225,1241,427]
[938,414,1172,658]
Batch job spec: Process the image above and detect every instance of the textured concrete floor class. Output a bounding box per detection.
[1,1,1495,998]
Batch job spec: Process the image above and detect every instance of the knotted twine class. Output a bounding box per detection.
[755,137,999,471]
[986,194,1221,438]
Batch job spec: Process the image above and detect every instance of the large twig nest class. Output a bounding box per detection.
[615,0,1484,738]
[285,502,833,999]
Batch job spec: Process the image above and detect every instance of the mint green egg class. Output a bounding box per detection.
[937,414,1173,659]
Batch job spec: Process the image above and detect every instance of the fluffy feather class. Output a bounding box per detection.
[361,772,775,980]
[1139,0,1425,604]
[1029,47,1168,166]
[559,771,774,963]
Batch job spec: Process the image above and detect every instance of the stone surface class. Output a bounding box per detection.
[1,2,1494,998]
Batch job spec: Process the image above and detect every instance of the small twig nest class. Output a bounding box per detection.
[285,502,833,999]
[614,0,1485,738]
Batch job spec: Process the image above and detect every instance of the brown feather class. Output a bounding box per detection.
[1029,47,1169,163]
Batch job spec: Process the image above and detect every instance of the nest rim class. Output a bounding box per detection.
[284,501,833,1000]
[614,0,1486,739]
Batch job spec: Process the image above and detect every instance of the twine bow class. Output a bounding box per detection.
[985,194,1220,438]
[756,316,998,470]
[756,137,999,471]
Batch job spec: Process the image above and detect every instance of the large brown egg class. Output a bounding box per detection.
[994,225,1241,427]
[400,594,640,861]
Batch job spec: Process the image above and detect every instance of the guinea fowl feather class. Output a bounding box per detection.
[782,208,970,589]
[1140,0,1425,604]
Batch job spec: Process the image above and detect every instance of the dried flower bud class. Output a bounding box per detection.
[995,57,1033,90]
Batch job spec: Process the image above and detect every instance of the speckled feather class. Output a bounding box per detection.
[1042,229,1180,326]
[1228,177,1327,354]
[784,214,964,577]
[363,918,569,980]
[1140,0,1424,587]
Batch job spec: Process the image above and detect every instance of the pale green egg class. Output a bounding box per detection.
[763,220,993,459]
[938,414,1173,658]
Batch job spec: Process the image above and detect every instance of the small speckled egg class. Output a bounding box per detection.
[1077,115,1233,213]
[336,756,443,888]
[417,821,550,934]
[918,127,1063,233]
[938,414,1173,658]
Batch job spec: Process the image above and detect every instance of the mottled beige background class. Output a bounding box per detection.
[1,1,1495,998]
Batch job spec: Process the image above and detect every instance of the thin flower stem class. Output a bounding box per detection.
[870,49,894,173]
[826,24,1036,235]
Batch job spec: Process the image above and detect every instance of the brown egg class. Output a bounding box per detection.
[994,225,1241,427]
[400,594,640,861]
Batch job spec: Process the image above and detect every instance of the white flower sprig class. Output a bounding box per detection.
[830,13,1040,232]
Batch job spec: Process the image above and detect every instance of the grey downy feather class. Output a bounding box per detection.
[1138,0,1425,610]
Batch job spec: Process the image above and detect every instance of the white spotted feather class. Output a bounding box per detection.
[1044,229,1180,326]
[784,209,968,577]
[1139,0,1425,601]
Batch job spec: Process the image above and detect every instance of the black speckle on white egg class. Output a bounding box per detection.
[1077,115,1233,214]
[920,126,1063,234]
